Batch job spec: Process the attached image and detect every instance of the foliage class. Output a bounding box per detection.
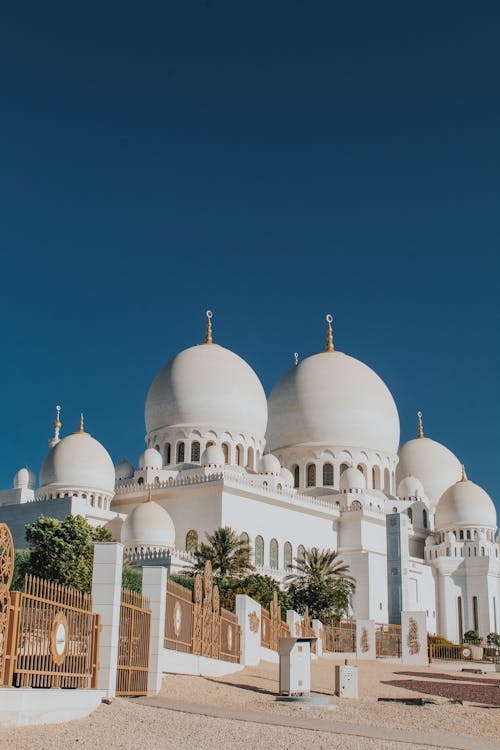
[170,574,195,592]
[217,574,291,614]
[190,526,253,578]
[428,634,455,647]
[122,559,143,593]
[486,632,500,647]
[11,549,31,591]
[19,515,141,594]
[463,629,481,644]
[284,547,355,623]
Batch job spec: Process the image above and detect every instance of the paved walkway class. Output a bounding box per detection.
[137,696,500,750]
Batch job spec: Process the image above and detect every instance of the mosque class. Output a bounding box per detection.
[0,313,498,643]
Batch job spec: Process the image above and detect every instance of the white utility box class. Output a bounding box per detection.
[278,637,317,695]
[335,663,358,698]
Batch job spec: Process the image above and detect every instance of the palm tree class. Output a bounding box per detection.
[191,526,254,578]
[286,547,355,587]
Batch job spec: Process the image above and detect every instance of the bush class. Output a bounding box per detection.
[486,632,500,647]
[463,629,481,644]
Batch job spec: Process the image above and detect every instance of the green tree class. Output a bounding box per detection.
[218,574,291,613]
[191,526,253,578]
[20,515,142,594]
[285,547,355,623]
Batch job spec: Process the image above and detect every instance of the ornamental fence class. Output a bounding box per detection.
[376,623,402,657]
[164,562,240,663]
[429,637,500,664]
[116,589,151,696]
[260,591,290,650]
[322,622,356,652]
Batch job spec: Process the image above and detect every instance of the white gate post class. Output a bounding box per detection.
[401,611,428,665]
[235,595,261,666]
[142,566,168,696]
[91,542,123,697]
[312,619,323,656]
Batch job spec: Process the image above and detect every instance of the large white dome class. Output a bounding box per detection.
[267,351,400,455]
[122,499,176,548]
[40,431,115,495]
[397,437,461,507]
[145,343,268,441]
[435,478,497,530]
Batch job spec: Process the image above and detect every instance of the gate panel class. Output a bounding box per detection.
[116,589,151,696]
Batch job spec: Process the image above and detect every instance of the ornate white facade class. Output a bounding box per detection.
[1,313,498,640]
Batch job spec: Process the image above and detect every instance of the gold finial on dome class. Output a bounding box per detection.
[78,413,85,434]
[325,314,334,352]
[205,310,213,344]
[146,486,153,502]
[54,404,61,430]
[417,410,424,439]
[294,352,299,366]
[460,464,467,482]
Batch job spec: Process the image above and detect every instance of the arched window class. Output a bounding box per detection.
[384,468,391,493]
[236,445,244,466]
[422,509,428,528]
[323,463,334,486]
[407,507,413,523]
[255,535,264,566]
[357,463,366,478]
[297,544,306,563]
[247,447,254,470]
[240,531,249,546]
[284,541,292,570]
[138,477,144,485]
[292,465,300,488]
[306,463,316,487]
[472,595,479,632]
[270,538,278,569]
[154,476,160,486]
[186,529,198,552]
[372,465,380,490]
[164,443,171,465]
[191,441,201,462]
[222,442,230,463]
[154,444,160,453]
[177,442,185,463]
[351,500,362,511]
[340,462,349,475]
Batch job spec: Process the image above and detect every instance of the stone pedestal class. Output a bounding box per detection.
[286,610,303,638]
[142,566,168,695]
[91,542,123,697]
[235,595,262,666]
[401,611,428,665]
[356,620,376,660]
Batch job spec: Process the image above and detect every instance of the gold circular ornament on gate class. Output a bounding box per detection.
[50,611,69,665]
[461,646,472,659]
[227,624,233,652]
[173,601,182,636]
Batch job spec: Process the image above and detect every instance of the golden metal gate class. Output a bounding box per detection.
[260,591,290,651]
[0,523,15,685]
[116,589,151,696]
[376,623,402,657]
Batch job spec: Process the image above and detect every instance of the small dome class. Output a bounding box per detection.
[13,466,36,490]
[397,475,425,500]
[145,343,267,442]
[201,445,225,467]
[115,459,134,481]
[122,499,175,548]
[267,351,400,455]
[279,467,294,487]
[39,431,115,495]
[397,437,461,507]
[139,448,162,470]
[260,454,281,475]
[435,478,497,530]
[104,516,124,541]
[340,466,366,492]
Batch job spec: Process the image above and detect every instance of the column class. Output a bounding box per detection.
[142,566,168,696]
[91,542,123,697]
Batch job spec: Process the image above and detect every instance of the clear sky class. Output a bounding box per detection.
[0,2,498,507]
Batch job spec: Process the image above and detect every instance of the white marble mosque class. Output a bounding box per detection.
[1,312,498,642]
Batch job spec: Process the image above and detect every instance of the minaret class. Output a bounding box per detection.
[48,405,62,448]
[204,310,213,344]
[325,314,334,352]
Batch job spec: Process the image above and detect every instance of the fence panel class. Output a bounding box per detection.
[11,575,100,689]
[0,522,14,686]
[376,623,401,657]
[429,640,500,664]
[116,589,151,696]
[220,608,240,663]
[261,607,271,649]
[164,579,193,653]
[323,623,356,653]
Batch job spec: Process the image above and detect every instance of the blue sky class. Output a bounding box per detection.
[0,2,498,505]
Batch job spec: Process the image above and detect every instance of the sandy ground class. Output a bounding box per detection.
[1,656,499,750]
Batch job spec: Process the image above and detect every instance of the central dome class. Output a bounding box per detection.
[145,343,268,441]
[266,351,400,455]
